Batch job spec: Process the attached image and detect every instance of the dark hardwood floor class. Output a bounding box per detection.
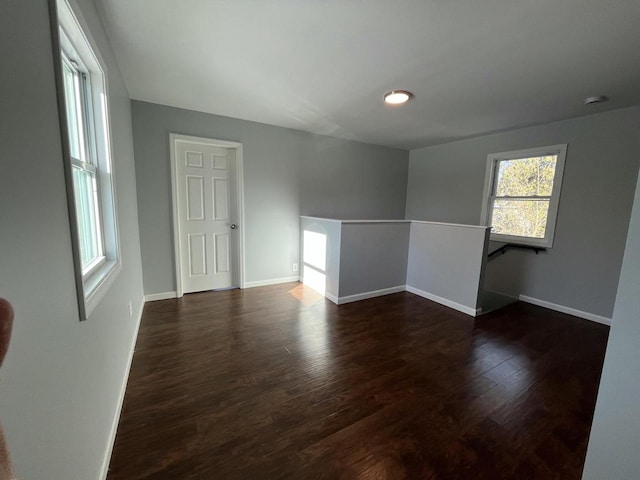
[107,283,609,480]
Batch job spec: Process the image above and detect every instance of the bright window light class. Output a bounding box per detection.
[303,265,326,296]
[303,230,327,271]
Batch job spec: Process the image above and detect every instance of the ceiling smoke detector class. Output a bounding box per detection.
[584,96,608,105]
[384,90,414,105]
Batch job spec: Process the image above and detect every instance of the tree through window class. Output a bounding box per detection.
[481,145,567,247]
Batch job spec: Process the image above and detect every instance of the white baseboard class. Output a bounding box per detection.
[99,296,145,480]
[243,276,300,288]
[144,291,177,302]
[337,286,406,305]
[317,283,480,315]
[483,289,519,300]
[325,292,339,304]
[518,295,612,326]
[406,285,480,317]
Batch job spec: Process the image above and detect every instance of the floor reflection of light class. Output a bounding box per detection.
[287,284,331,375]
[288,283,325,306]
[297,229,331,374]
[297,310,330,376]
[471,338,534,397]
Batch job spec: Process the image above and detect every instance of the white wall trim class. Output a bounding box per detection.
[484,289,519,300]
[406,285,480,317]
[299,216,344,223]
[300,216,489,230]
[99,296,144,480]
[409,220,490,230]
[300,216,412,225]
[519,295,612,326]
[144,291,178,302]
[340,220,412,225]
[336,286,406,305]
[243,276,300,288]
[325,292,339,304]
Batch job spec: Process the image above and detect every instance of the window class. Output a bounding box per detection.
[56,0,120,318]
[481,144,567,248]
[62,52,104,274]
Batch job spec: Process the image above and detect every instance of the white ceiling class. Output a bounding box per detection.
[97,0,640,150]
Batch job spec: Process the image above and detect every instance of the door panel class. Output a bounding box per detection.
[213,154,228,170]
[214,233,231,273]
[213,177,229,221]
[188,233,207,276]
[175,140,236,293]
[185,150,204,168]
[186,176,205,221]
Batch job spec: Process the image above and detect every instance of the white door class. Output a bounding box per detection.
[173,137,240,294]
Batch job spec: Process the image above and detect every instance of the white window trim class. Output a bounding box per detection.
[480,144,567,248]
[55,0,121,319]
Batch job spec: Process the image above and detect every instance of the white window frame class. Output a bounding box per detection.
[61,50,106,276]
[55,0,121,319]
[480,144,567,248]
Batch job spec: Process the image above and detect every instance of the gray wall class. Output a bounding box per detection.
[338,222,410,297]
[406,107,640,318]
[131,101,409,295]
[582,162,640,479]
[0,1,144,479]
[406,222,490,313]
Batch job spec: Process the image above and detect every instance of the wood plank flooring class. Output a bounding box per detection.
[107,283,609,480]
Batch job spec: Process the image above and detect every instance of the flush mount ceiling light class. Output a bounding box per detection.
[384,90,413,105]
[584,95,608,105]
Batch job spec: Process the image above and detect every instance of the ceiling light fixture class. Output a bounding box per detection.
[584,95,608,105]
[384,90,413,105]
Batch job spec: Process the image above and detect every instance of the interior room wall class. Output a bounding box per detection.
[338,222,410,298]
[0,1,144,479]
[406,222,490,315]
[582,165,640,480]
[405,107,640,319]
[131,100,409,295]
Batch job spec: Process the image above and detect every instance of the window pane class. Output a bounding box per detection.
[62,62,83,160]
[495,155,557,197]
[72,166,102,269]
[491,199,550,239]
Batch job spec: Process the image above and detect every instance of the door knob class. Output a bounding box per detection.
[230,224,237,229]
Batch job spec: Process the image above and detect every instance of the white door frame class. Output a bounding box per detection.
[170,133,245,297]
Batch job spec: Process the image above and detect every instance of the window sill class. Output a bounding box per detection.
[83,257,121,319]
[490,233,553,249]
[82,255,106,278]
